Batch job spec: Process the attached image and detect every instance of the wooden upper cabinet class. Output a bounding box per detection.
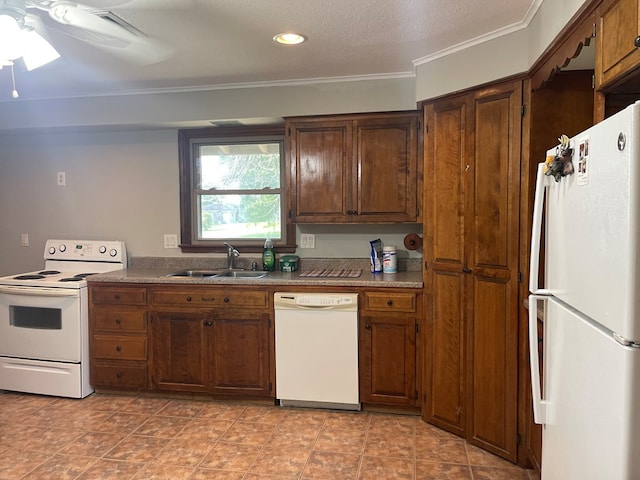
[286,112,420,223]
[596,0,640,89]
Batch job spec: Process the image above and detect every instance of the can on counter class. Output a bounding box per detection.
[382,245,397,273]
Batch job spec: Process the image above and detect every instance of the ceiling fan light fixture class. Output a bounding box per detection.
[21,30,60,71]
[273,32,306,45]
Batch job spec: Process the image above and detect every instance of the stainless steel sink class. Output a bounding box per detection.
[166,270,221,277]
[212,271,268,279]
[166,269,268,279]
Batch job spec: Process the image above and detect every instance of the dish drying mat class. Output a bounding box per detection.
[298,268,362,278]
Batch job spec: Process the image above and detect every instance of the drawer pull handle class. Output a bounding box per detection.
[365,324,371,330]
[223,297,229,303]
[115,318,121,324]
[202,296,215,301]
[387,300,393,306]
[186,296,192,302]
[635,35,640,48]
[115,345,122,352]
[463,267,472,273]
[116,372,123,379]
[114,294,121,300]
[203,320,213,327]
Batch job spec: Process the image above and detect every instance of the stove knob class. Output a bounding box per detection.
[109,249,118,257]
[99,245,107,254]
[59,244,66,252]
[48,246,56,255]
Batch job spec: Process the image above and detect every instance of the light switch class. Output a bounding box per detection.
[20,233,29,247]
[57,172,66,186]
[164,234,178,249]
[300,233,315,249]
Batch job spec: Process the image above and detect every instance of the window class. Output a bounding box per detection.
[178,126,295,253]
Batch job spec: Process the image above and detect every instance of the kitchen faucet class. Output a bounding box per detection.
[223,242,240,270]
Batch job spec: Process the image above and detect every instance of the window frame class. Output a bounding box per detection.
[178,125,296,253]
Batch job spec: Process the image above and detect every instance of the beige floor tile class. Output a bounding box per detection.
[363,432,415,458]
[174,417,233,442]
[0,450,51,480]
[314,428,366,455]
[93,412,150,434]
[471,465,532,480]
[24,427,85,453]
[368,414,416,435]
[189,469,245,479]
[121,397,172,415]
[75,458,144,480]
[131,462,194,479]
[104,434,170,462]
[58,431,127,457]
[153,437,215,467]
[466,444,517,467]
[197,402,247,421]
[220,421,277,445]
[415,435,468,464]
[133,415,191,438]
[268,426,321,448]
[157,399,205,418]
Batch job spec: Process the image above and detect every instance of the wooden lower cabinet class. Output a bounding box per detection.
[359,290,420,407]
[89,285,149,390]
[148,287,273,397]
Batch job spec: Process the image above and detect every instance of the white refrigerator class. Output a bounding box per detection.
[529,101,640,479]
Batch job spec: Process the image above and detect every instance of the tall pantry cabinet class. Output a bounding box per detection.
[422,79,522,462]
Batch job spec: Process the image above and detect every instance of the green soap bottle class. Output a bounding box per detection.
[262,238,275,271]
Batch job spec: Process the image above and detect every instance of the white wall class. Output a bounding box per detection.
[415,0,589,101]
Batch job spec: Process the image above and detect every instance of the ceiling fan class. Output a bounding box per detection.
[0,0,172,71]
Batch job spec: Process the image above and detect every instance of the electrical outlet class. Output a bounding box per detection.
[163,234,178,249]
[20,233,29,247]
[300,233,315,249]
[57,172,66,186]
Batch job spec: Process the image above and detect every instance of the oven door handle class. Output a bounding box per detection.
[0,286,80,297]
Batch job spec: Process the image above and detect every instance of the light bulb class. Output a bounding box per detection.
[11,89,19,99]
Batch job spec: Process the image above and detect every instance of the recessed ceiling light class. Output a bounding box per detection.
[273,33,306,45]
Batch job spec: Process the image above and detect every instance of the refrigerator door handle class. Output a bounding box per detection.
[529,295,547,424]
[529,163,554,295]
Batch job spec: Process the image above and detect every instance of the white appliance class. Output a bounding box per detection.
[529,102,640,479]
[0,239,126,398]
[274,292,360,410]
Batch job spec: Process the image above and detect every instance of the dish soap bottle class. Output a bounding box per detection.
[262,238,275,271]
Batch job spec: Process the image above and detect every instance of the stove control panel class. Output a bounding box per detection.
[44,240,127,263]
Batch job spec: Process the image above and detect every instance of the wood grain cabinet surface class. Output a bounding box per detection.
[286,111,420,223]
[359,290,420,408]
[148,287,273,398]
[422,79,522,462]
[89,285,149,390]
[596,0,640,90]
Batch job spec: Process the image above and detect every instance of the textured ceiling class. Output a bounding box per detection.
[7,0,538,100]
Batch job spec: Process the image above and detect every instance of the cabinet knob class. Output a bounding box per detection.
[115,318,121,324]
[115,345,122,352]
[116,372,123,379]
[114,294,120,300]
[635,36,640,48]
[463,267,472,273]
[186,296,192,302]
[365,324,371,330]
[203,320,213,327]
[223,297,229,303]
[387,299,393,306]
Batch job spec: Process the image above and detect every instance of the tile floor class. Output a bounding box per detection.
[0,391,537,480]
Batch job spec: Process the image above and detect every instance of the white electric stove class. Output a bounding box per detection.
[0,239,126,398]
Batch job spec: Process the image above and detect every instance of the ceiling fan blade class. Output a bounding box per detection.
[45,1,172,64]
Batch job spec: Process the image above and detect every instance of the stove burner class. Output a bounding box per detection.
[38,270,61,275]
[14,275,46,280]
[75,273,97,279]
[59,277,82,282]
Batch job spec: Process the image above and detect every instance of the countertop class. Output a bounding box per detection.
[87,267,423,288]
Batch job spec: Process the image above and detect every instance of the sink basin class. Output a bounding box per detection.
[166,270,221,278]
[212,271,269,279]
[166,269,269,279]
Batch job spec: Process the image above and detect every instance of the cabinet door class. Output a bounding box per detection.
[596,0,640,89]
[360,314,416,406]
[150,310,210,393]
[209,310,272,396]
[355,114,419,222]
[466,81,521,461]
[422,95,468,436]
[288,120,352,222]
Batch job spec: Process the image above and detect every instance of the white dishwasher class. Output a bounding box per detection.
[274,292,360,410]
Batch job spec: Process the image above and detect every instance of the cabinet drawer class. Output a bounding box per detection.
[93,362,147,388]
[364,292,416,313]
[93,335,147,361]
[150,289,268,308]
[93,310,147,332]
[91,287,147,306]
